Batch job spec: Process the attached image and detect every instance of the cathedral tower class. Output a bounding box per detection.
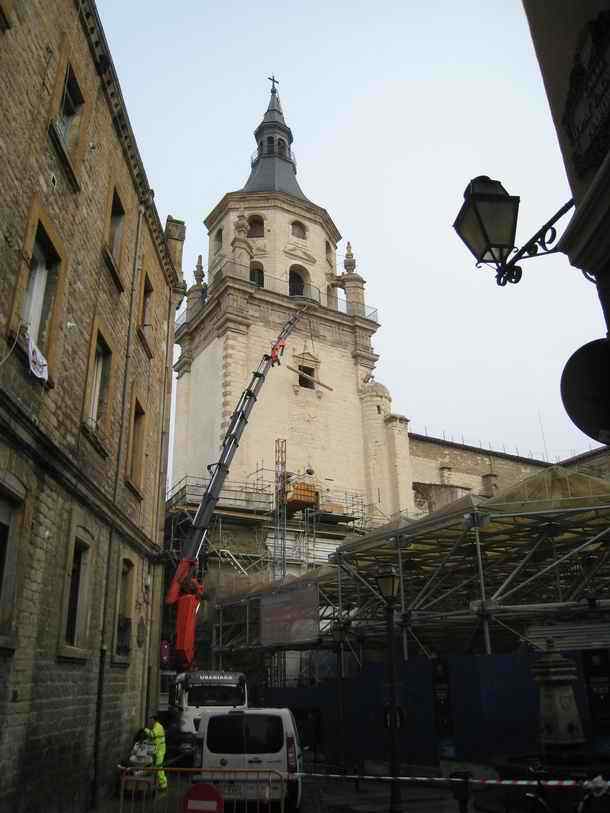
[173,85,414,521]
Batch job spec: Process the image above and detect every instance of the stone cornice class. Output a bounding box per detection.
[385,413,410,427]
[75,1,182,290]
[177,274,380,344]
[205,191,342,244]
[0,387,160,558]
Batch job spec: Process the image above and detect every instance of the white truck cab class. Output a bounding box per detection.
[169,671,248,761]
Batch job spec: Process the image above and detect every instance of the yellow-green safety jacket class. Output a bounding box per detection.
[144,721,166,758]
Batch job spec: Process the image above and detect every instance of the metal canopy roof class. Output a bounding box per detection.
[214,467,610,658]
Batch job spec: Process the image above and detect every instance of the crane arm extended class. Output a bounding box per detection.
[166,306,307,668]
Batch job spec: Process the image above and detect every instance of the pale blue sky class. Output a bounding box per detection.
[99,1,602,465]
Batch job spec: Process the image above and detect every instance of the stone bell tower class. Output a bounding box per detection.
[173,84,414,520]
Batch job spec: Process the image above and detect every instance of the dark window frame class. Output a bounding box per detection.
[298,365,315,389]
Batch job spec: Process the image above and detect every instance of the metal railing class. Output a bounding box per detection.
[335,294,379,322]
[167,476,273,515]
[118,765,287,812]
[175,262,379,330]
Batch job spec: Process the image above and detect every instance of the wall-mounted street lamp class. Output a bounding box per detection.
[453,176,574,287]
[453,177,610,443]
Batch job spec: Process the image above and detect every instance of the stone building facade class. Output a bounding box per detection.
[0,1,184,809]
[522,2,610,441]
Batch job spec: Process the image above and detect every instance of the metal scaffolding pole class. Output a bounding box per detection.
[473,521,492,655]
[273,439,287,581]
[499,524,610,603]
[490,531,549,600]
[336,561,346,771]
[397,540,408,661]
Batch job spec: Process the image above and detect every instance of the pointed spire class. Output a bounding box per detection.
[194,254,204,285]
[243,82,308,201]
[264,79,286,125]
[344,242,356,274]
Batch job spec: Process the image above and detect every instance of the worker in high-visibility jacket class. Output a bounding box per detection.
[144,714,167,791]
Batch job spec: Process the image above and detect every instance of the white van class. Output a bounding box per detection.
[194,707,303,811]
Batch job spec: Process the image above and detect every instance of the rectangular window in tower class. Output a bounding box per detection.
[127,397,146,495]
[57,64,84,152]
[86,333,112,432]
[65,539,89,647]
[21,223,60,352]
[116,557,134,656]
[298,365,315,390]
[108,189,125,263]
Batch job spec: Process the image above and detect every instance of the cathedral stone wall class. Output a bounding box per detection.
[206,193,339,304]
[215,308,371,499]
[174,334,223,485]
[409,434,547,509]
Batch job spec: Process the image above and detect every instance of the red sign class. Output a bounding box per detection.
[182,782,224,812]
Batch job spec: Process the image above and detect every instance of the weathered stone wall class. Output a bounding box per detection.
[177,288,377,505]
[0,1,183,809]
[409,434,547,512]
[563,447,610,479]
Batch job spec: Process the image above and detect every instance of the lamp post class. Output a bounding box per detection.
[453,175,574,287]
[331,620,347,772]
[375,567,403,813]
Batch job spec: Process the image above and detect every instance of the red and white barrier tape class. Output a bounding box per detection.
[300,772,584,788]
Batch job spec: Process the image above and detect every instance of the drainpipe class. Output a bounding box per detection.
[91,192,151,807]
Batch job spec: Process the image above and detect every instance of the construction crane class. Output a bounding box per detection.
[166,306,307,670]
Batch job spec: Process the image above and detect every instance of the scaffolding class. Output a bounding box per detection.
[212,467,610,667]
[164,471,371,594]
[273,439,287,581]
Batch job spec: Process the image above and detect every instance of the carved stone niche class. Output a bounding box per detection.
[283,241,317,265]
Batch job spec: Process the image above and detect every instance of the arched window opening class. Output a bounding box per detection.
[278,138,287,157]
[214,228,223,254]
[250,261,265,288]
[266,136,275,154]
[289,267,305,297]
[291,221,306,240]
[325,240,333,262]
[247,215,264,238]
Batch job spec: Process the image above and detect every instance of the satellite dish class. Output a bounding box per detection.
[561,339,610,443]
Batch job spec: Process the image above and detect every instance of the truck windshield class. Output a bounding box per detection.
[187,684,245,707]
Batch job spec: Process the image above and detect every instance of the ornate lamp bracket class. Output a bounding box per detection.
[484,199,575,287]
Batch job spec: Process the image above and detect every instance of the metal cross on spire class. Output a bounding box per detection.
[268,74,280,92]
